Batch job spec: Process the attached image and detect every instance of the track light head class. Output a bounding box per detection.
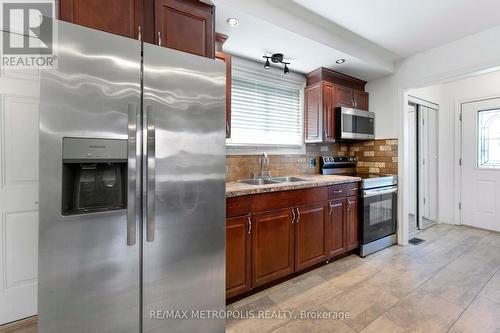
[264,58,271,69]
[284,64,289,74]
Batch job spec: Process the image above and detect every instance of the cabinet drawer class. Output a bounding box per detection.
[345,182,359,197]
[226,195,251,218]
[328,185,346,199]
[252,187,327,213]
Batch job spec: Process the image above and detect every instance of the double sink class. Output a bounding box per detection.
[238,176,307,186]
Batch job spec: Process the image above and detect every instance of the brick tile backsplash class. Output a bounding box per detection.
[226,139,398,182]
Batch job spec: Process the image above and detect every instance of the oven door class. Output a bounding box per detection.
[337,107,375,140]
[361,186,397,244]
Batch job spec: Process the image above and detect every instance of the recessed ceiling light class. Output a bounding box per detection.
[226,18,239,26]
[336,59,346,64]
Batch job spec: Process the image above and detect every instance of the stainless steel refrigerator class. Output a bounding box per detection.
[38,20,226,332]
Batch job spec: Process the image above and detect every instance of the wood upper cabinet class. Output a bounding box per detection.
[226,215,251,298]
[327,198,346,258]
[305,68,369,142]
[305,81,336,143]
[346,196,359,251]
[252,208,294,288]
[215,51,232,138]
[323,83,335,142]
[154,0,215,58]
[335,85,354,108]
[353,90,369,111]
[294,203,328,272]
[59,0,143,39]
[304,83,322,142]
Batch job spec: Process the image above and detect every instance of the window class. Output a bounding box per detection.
[477,109,500,168]
[227,74,303,147]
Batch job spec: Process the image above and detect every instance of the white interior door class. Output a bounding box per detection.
[421,106,439,222]
[461,98,500,232]
[0,67,40,324]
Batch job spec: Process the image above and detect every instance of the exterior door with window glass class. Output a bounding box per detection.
[461,98,500,232]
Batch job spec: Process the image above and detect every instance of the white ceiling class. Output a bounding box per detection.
[213,0,397,80]
[292,0,500,57]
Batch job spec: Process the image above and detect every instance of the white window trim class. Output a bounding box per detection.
[226,56,307,155]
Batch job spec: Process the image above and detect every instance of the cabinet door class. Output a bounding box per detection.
[354,90,369,111]
[226,215,251,298]
[59,0,142,39]
[252,209,294,287]
[346,196,359,251]
[304,83,322,143]
[154,0,215,58]
[215,51,232,138]
[328,199,347,258]
[323,83,335,142]
[294,203,328,271]
[335,85,354,108]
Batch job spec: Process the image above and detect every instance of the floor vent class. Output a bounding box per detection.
[409,237,425,245]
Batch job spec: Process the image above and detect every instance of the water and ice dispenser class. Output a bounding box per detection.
[62,138,127,215]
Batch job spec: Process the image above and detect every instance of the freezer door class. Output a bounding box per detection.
[38,21,141,332]
[142,43,226,332]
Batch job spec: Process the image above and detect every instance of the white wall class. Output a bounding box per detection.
[366,24,500,243]
[408,70,500,225]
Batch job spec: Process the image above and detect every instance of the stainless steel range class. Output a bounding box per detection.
[320,156,398,257]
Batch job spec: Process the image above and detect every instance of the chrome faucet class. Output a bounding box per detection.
[260,153,269,178]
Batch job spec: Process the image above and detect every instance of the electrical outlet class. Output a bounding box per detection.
[320,145,329,152]
[309,158,316,167]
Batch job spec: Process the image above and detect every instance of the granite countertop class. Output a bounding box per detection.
[226,174,361,198]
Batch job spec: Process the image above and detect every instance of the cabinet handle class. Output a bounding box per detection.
[296,208,300,223]
[329,202,333,215]
[347,201,351,212]
[333,189,343,194]
[138,26,142,41]
[157,31,162,46]
[226,121,230,136]
[291,208,296,224]
[248,215,252,235]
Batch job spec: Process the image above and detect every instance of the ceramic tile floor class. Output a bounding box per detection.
[226,224,500,333]
[3,224,500,333]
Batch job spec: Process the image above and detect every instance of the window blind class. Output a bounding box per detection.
[228,75,302,146]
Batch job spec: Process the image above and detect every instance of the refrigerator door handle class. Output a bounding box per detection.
[146,105,156,242]
[127,103,139,246]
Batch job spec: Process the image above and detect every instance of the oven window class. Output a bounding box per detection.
[369,198,393,225]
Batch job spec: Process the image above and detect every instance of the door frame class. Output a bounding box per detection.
[407,96,439,230]
[456,94,500,226]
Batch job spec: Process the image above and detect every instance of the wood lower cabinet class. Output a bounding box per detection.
[252,208,295,288]
[225,183,360,299]
[226,215,251,298]
[327,198,346,257]
[154,0,215,58]
[294,203,328,271]
[59,0,142,39]
[346,196,359,251]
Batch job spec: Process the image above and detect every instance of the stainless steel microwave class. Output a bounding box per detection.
[336,107,375,140]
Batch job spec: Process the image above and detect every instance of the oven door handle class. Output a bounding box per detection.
[362,186,397,198]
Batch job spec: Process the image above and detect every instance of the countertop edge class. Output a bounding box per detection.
[225,176,362,198]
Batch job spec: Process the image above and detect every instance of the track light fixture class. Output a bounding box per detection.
[263,53,291,74]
